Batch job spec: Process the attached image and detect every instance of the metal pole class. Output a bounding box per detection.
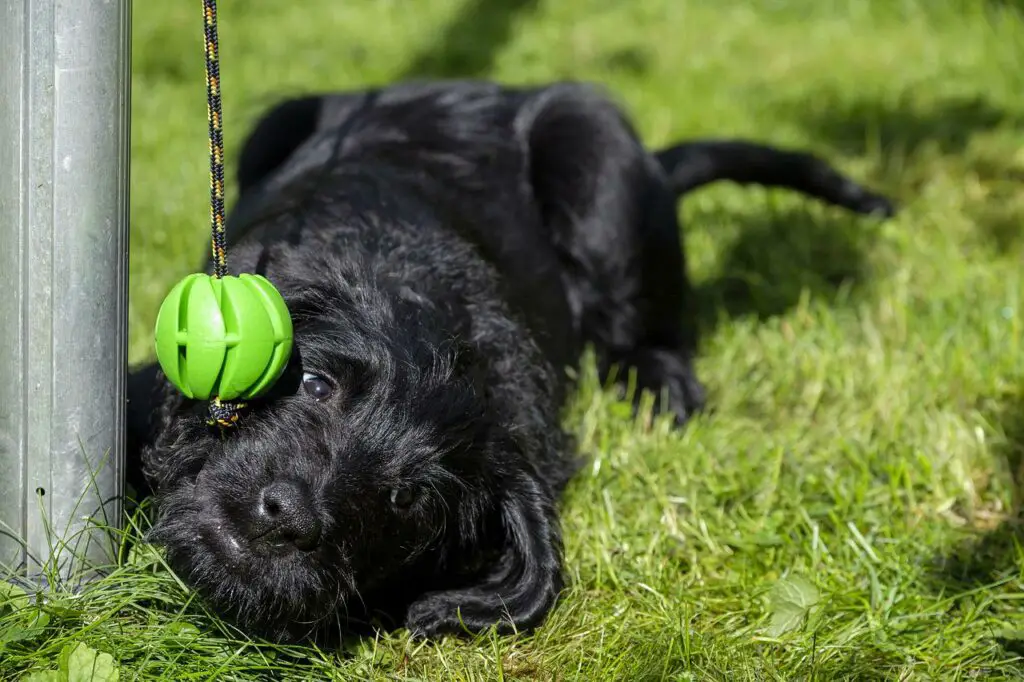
[0,0,131,585]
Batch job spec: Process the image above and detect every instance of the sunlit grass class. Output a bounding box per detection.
[4,0,1024,678]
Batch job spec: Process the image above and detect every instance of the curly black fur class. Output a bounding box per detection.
[127,79,895,642]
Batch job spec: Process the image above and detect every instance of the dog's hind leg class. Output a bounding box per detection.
[610,173,707,425]
[524,85,704,425]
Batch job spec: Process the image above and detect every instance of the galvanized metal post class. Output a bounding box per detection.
[0,0,131,585]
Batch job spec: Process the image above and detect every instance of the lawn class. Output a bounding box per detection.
[4,0,1024,679]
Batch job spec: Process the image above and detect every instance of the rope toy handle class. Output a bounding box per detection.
[152,0,294,430]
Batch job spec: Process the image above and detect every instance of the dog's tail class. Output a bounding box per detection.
[654,139,896,217]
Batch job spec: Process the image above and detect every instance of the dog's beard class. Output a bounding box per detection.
[143,387,483,641]
[143,408,367,641]
[149,477,359,641]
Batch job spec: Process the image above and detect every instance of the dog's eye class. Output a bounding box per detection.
[301,373,334,401]
[390,487,415,508]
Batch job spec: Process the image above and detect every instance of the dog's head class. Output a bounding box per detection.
[143,241,531,640]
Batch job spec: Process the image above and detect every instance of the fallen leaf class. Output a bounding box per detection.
[765,574,820,637]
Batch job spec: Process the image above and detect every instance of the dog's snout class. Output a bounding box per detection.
[251,479,322,551]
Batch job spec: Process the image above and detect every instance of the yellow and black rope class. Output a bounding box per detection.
[204,0,228,279]
[202,0,245,429]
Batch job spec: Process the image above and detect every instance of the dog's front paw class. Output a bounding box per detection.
[404,590,513,639]
[405,592,475,638]
[406,473,563,639]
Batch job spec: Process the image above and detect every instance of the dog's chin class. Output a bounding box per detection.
[150,493,354,641]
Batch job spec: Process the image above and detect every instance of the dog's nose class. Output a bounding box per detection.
[250,479,322,551]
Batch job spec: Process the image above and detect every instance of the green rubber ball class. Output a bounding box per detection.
[154,273,293,402]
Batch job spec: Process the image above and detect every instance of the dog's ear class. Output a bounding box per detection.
[236,95,324,195]
[404,467,564,637]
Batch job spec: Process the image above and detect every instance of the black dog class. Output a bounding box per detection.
[128,80,894,642]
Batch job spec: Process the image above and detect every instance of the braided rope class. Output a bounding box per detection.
[202,0,244,428]
[203,0,228,279]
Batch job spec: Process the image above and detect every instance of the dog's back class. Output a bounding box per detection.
[227,80,629,371]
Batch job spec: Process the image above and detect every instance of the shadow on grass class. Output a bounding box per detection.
[789,93,1015,162]
[398,0,539,79]
[960,148,1024,256]
[986,0,1024,15]
[775,92,1018,194]
[976,204,1024,255]
[773,90,1023,255]
[927,388,1024,656]
[691,204,879,330]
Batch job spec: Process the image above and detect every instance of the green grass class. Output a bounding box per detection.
[5,0,1024,678]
